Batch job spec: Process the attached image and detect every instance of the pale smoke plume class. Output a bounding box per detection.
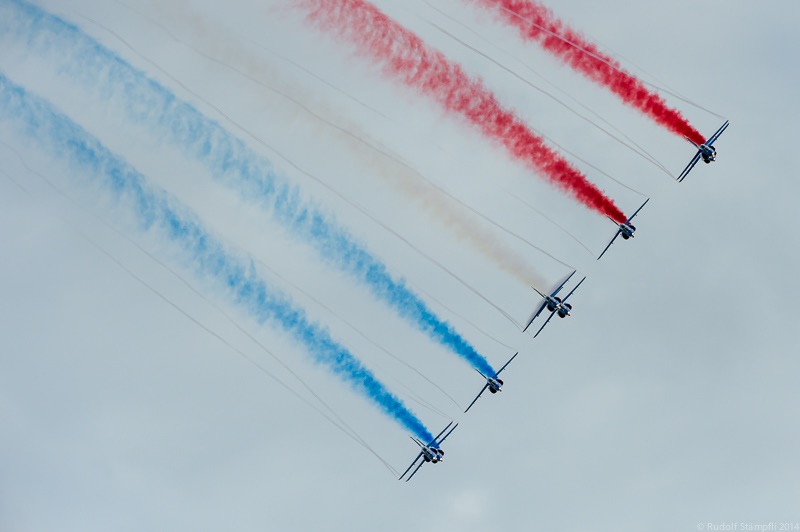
[0,0,496,375]
[126,0,553,290]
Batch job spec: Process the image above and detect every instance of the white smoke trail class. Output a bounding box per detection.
[101,0,559,290]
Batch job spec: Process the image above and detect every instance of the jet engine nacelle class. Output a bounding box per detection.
[546,296,563,312]
[700,144,717,163]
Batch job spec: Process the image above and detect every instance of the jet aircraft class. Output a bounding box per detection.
[399,422,458,482]
[677,120,730,182]
[464,351,519,413]
[597,198,650,261]
[523,271,586,338]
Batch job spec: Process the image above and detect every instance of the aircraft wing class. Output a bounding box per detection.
[677,152,702,182]
[551,270,576,298]
[437,422,458,445]
[533,310,556,339]
[429,421,454,446]
[399,451,424,481]
[522,302,547,333]
[464,383,490,413]
[628,198,650,222]
[562,276,588,302]
[403,457,426,482]
[597,230,621,260]
[496,351,519,376]
[707,120,730,146]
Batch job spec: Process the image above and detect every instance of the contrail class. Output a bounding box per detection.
[505,189,594,256]
[64,6,521,330]
[0,71,436,444]
[0,0,497,377]
[90,0,554,290]
[469,0,706,144]
[415,0,675,177]
[0,139,399,475]
[298,0,628,223]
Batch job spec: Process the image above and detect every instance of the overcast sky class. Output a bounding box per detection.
[1,0,799,531]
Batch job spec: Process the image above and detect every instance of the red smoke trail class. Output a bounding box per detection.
[299,0,627,222]
[473,0,705,144]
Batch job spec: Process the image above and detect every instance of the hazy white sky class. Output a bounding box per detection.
[1,1,798,531]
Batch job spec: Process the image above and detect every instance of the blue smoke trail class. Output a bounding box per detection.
[0,0,496,377]
[0,71,435,443]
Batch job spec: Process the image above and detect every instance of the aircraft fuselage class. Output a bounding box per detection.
[487,377,504,394]
[700,143,717,163]
[620,222,636,239]
[422,447,444,463]
[545,296,572,317]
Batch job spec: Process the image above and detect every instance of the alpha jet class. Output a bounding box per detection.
[597,198,650,261]
[677,120,730,182]
[464,351,519,413]
[399,422,459,482]
[523,271,586,339]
